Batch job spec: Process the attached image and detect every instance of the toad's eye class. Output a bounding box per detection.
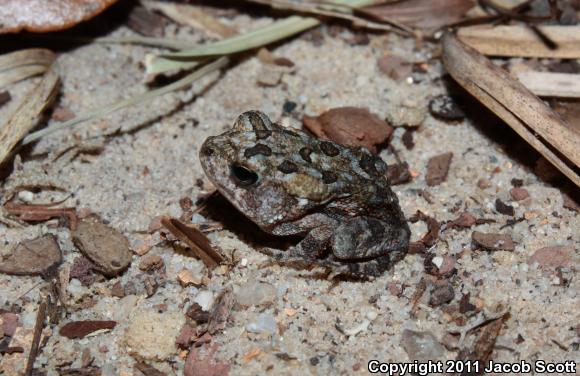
[230,164,259,187]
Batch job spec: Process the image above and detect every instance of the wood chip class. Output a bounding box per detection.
[472,231,515,251]
[377,55,412,80]
[386,162,412,185]
[0,0,118,33]
[4,201,78,229]
[443,33,580,188]
[161,216,223,269]
[0,235,62,276]
[303,107,393,154]
[426,152,453,186]
[457,25,580,59]
[517,71,580,98]
[138,255,164,271]
[208,288,234,335]
[72,218,132,277]
[59,320,116,339]
[184,343,230,376]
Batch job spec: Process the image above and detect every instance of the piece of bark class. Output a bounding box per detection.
[426,152,453,186]
[4,201,78,229]
[377,55,412,80]
[443,33,580,188]
[59,320,116,339]
[303,107,393,154]
[386,162,412,185]
[529,246,573,270]
[127,6,167,37]
[472,231,515,251]
[495,198,515,216]
[457,25,580,59]
[0,235,62,276]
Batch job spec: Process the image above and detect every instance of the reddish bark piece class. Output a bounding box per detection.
[4,201,78,229]
[386,162,412,185]
[184,343,230,376]
[472,231,515,251]
[303,107,393,154]
[529,246,573,270]
[72,219,132,277]
[510,187,530,201]
[448,212,476,228]
[59,320,116,339]
[0,234,62,276]
[0,0,119,34]
[426,152,453,186]
[362,0,474,30]
[377,55,412,81]
[138,255,164,271]
[176,324,197,349]
[70,256,96,286]
[1,313,19,337]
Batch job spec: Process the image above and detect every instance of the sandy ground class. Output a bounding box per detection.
[0,7,578,376]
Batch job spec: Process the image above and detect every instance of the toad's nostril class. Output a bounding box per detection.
[230,164,259,187]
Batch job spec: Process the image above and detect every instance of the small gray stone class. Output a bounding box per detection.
[235,281,277,307]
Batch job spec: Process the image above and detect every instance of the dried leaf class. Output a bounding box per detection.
[442,33,580,188]
[0,49,55,87]
[457,25,580,59]
[207,288,234,335]
[0,235,62,276]
[363,0,475,30]
[303,107,393,154]
[59,320,116,339]
[161,216,223,268]
[0,0,119,34]
[0,63,59,165]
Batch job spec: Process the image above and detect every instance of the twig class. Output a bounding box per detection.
[25,302,47,376]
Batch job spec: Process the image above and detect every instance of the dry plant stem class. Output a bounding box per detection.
[517,72,580,98]
[160,216,223,268]
[0,67,59,165]
[25,301,47,376]
[457,25,580,58]
[22,57,229,145]
[442,33,580,187]
[243,0,413,35]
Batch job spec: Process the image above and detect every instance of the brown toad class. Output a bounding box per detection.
[199,111,410,276]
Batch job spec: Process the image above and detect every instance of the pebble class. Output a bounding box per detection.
[246,312,277,335]
[428,281,455,307]
[0,235,62,276]
[472,231,515,251]
[72,219,132,277]
[234,281,277,307]
[529,245,573,270]
[385,102,426,128]
[17,190,34,202]
[125,311,185,360]
[400,329,445,361]
[194,290,215,311]
[510,187,530,201]
[428,95,465,121]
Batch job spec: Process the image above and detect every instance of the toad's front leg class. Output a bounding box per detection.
[260,225,334,261]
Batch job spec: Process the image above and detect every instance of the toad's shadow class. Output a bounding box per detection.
[200,192,302,252]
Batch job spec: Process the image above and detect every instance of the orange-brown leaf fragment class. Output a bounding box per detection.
[0,0,119,34]
[303,107,393,154]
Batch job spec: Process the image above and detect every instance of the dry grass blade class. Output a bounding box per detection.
[160,216,223,269]
[517,72,580,98]
[146,0,376,74]
[457,25,580,58]
[0,65,59,165]
[0,49,55,87]
[442,33,580,187]
[22,57,229,145]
